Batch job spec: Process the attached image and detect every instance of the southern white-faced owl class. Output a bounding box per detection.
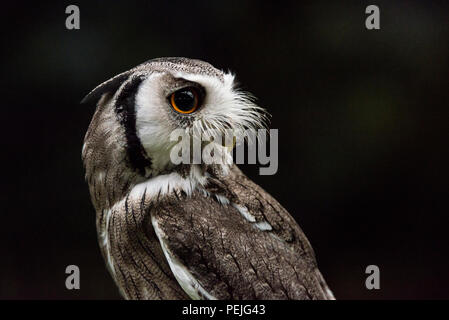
[82,57,334,300]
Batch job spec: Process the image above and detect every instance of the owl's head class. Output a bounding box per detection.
[82,58,267,207]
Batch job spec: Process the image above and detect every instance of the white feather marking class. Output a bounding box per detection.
[232,203,256,222]
[100,209,116,276]
[96,171,105,183]
[151,216,217,300]
[254,221,273,231]
[130,168,206,200]
[215,194,230,206]
[326,287,336,300]
[232,203,274,231]
[206,192,274,232]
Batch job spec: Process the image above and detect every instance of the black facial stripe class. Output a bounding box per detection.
[115,75,152,176]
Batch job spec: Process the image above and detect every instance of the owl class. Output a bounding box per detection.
[82,57,334,300]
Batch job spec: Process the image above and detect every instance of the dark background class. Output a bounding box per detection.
[1,1,448,299]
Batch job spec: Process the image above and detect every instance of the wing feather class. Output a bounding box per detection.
[150,165,334,300]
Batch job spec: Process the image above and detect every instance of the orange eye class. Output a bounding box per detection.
[170,87,200,114]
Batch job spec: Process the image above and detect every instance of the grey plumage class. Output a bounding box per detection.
[82,57,334,300]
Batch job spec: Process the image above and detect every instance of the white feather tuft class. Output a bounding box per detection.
[151,216,217,300]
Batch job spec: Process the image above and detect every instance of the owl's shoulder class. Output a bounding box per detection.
[149,165,331,299]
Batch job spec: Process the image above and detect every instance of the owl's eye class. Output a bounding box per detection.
[169,87,200,114]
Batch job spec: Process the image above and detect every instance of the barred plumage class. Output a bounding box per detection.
[82,57,334,300]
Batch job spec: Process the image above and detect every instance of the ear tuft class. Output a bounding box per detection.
[80,58,200,104]
[81,70,134,104]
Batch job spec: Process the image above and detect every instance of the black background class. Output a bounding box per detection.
[1,1,448,299]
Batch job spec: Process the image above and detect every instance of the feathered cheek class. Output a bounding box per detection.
[206,98,243,129]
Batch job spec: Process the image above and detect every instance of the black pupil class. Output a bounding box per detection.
[174,89,196,112]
